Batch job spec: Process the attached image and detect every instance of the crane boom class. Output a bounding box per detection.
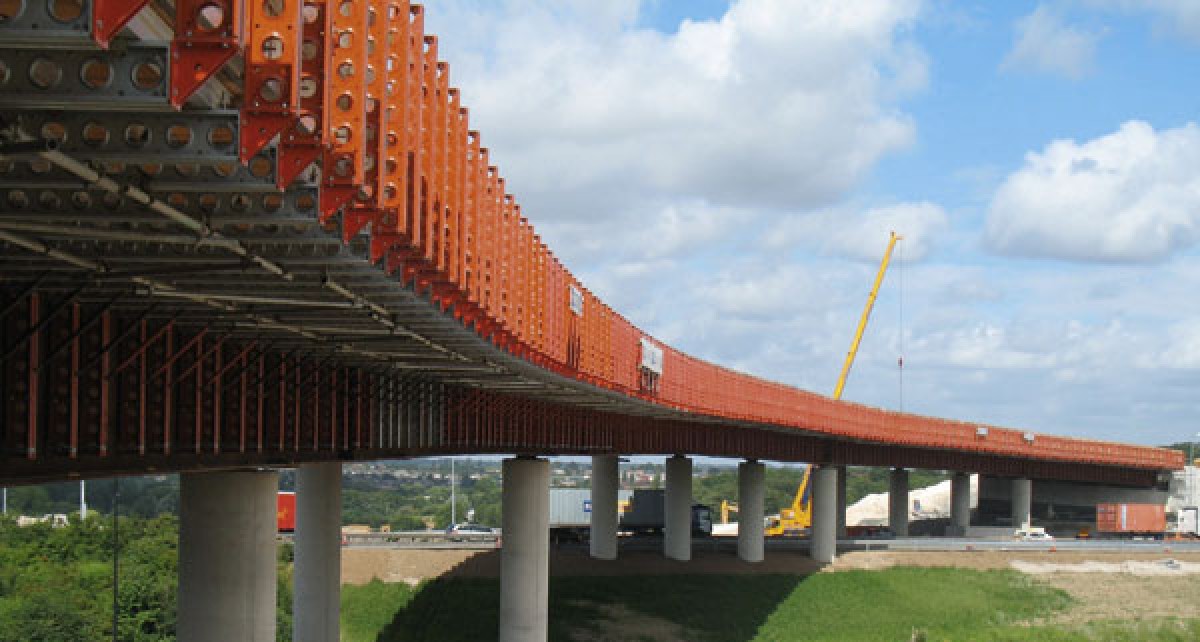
[833,231,902,400]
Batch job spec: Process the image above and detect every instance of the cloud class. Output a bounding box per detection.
[1001,5,1102,78]
[424,0,925,221]
[768,201,949,263]
[1082,0,1200,42]
[985,120,1200,262]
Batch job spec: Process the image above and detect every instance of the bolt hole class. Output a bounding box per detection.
[28,58,63,90]
[262,36,285,61]
[80,59,113,89]
[336,93,353,111]
[38,191,62,210]
[166,124,193,149]
[262,193,283,212]
[0,0,25,23]
[40,122,67,145]
[47,0,83,23]
[208,124,235,148]
[302,3,318,23]
[338,61,354,79]
[82,122,109,147]
[299,75,317,99]
[131,61,163,92]
[248,156,273,178]
[296,115,318,136]
[295,193,315,211]
[333,126,352,145]
[7,190,29,209]
[198,193,219,212]
[70,191,91,209]
[196,2,225,31]
[262,0,284,18]
[124,123,150,148]
[302,40,318,62]
[259,77,284,102]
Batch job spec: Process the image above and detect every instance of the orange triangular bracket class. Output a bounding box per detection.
[239,114,292,165]
[92,0,151,48]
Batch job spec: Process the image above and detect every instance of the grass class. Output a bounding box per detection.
[340,579,419,642]
[340,567,1198,642]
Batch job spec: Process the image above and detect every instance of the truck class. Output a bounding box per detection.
[549,488,633,542]
[620,489,713,536]
[277,491,296,532]
[1095,503,1166,538]
[1174,506,1198,538]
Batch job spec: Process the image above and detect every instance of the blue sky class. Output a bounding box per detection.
[424,1,1200,446]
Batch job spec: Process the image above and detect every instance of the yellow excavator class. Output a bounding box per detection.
[761,232,903,537]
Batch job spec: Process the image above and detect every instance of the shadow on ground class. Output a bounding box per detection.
[375,549,810,642]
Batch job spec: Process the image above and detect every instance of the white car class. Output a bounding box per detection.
[1014,528,1055,541]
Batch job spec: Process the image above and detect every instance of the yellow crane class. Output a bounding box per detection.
[833,230,902,400]
[762,232,902,537]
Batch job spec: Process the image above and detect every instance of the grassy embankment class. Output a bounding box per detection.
[340,567,1200,642]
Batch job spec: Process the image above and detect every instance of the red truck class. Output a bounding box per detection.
[1095,503,1165,537]
[277,492,296,532]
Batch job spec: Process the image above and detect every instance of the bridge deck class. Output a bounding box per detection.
[0,0,1181,486]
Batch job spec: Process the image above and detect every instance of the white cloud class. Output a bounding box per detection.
[1001,5,1102,78]
[1083,0,1200,42]
[985,120,1200,262]
[424,0,924,220]
[768,202,949,263]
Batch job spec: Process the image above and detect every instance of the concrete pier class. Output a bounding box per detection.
[1012,477,1033,529]
[178,470,279,642]
[664,455,693,561]
[590,454,619,560]
[737,460,765,562]
[810,465,837,563]
[950,472,971,535]
[499,457,550,642]
[294,462,342,642]
[888,468,909,537]
[836,465,848,538]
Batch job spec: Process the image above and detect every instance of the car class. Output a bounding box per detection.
[1013,528,1055,541]
[445,523,497,540]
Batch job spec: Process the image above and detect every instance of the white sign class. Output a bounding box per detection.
[569,285,584,316]
[640,338,664,375]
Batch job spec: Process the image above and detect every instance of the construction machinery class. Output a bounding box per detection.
[765,465,814,536]
[833,231,903,400]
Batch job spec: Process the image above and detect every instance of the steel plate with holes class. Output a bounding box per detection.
[0,0,95,46]
[12,109,240,163]
[0,43,170,110]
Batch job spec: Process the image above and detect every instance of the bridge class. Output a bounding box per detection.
[0,1,1183,640]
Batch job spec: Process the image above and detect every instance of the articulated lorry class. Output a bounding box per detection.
[549,488,713,538]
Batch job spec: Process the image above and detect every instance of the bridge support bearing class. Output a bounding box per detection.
[294,462,343,642]
[737,460,765,563]
[950,472,971,535]
[889,468,910,537]
[810,465,838,563]
[836,465,848,538]
[1012,477,1032,530]
[500,457,550,642]
[665,455,693,561]
[590,455,619,560]
[178,469,279,642]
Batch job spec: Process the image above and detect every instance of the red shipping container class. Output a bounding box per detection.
[1096,503,1165,534]
[277,492,297,533]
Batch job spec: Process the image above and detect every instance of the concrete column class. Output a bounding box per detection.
[737,460,765,563]
[950,472,971,535]
[178,470,279,642]
[1012,477,1032,529]
[810,465,838,563]
[888,468,909,537]
[664,455,692,561]
[835,465,847,538]
[500,457,550,642]
[590,454,619,560]
[294,462,342,642]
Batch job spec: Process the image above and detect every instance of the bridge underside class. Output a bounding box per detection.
[0,289,1159,487]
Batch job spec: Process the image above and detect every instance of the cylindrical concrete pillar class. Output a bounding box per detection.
[294,462,342,642]
[737,460,765,563]
[500,457,550,642]
[1012,478,1032,529]
[950,472,971,535]
[810,465,838,563]
[888,468,909,537]
[178,470,279,642]
[590,454,619,561]
[835,465,847,538]
[664,455,692,561]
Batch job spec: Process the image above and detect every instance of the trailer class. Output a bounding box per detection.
[1095,503,1165,538]
[277,492,296,533]
[1175,506,1199,538]
[549,488,632,542]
